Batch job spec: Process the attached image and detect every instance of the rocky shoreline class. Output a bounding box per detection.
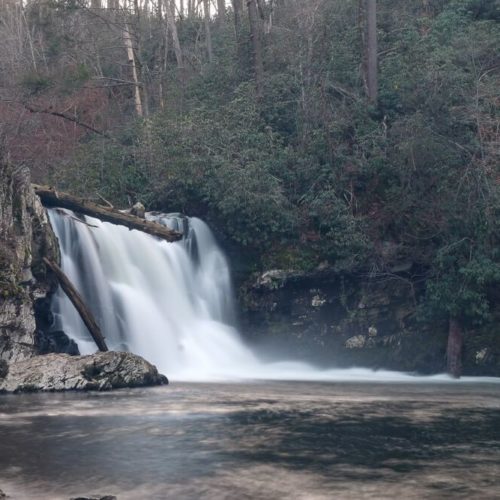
[0,351,167,393]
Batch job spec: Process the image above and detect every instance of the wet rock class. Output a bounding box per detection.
[368,326,378,337]
[0,488,6,498]
[0,162,60,363]
[70,496,117,500]
[36,329,80,356]
[0,351,168,393]
[0,359,8,379]
[345,335,366,349]
[475,348,491,365]
[131,202,145,218]
[255,270,292,290]
[311,294,326,308]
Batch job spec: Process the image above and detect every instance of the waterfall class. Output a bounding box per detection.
[48,209,477,383]
[48,209,259,380]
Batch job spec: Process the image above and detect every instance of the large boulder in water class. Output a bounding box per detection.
[0,351,168,393]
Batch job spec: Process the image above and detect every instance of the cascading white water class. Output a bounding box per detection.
[48,209,497,383]
[48,209,263,380]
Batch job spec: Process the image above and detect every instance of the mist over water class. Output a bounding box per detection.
[48,210,498,384]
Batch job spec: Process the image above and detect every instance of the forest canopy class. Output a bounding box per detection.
[0,0,499,335]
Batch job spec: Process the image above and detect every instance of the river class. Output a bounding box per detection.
[1,380,499,499]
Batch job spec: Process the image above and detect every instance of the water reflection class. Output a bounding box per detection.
[0,382,499,499]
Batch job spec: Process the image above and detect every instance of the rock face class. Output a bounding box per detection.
[240,268,500,375]
[0,351,168,393]
[0,162,62,362]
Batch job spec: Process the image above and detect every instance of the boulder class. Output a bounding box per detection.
[130,202,145,218]
[0,351,168,393]
[345,335,366,349]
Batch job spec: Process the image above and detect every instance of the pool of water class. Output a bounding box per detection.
[1,381,499,499]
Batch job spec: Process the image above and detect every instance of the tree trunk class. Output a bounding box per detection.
[165,0,184,71]
[203,0,214,63]
[123,23,144,117]
[446,317,463,378]
[33,185,182,242]
[232,0,244,65]
[247,0,264,98]
[188,0,194,18]
[365,0,377,102]
[43,258,109,352]
[217,0,226,26]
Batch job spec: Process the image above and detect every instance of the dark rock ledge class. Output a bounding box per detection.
[70,496,117,500]
[0,351,167,393]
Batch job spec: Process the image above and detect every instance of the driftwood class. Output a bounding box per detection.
[43,258,109,352]
[33,185,182,243]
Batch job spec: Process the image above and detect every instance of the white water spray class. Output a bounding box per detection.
[48,210,498,383]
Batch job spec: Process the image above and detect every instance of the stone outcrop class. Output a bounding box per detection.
[240,268,500,375]
[0,162,61,362]
[0,351,168,393]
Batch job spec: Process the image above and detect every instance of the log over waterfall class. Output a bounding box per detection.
[33,185,182,243]
[43,257,109,352]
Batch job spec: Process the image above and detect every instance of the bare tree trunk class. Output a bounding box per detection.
[123,23,144,117]
[446,317,463,378]
[217,0,226,26]
[232,0,244,63]
[365,0,377,102]
[247,0,264,98]
[165,0,184,71]
[203,0,214,63]
[43,258,109,352]
[422,0,431,16]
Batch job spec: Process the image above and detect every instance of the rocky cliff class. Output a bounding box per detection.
[240,269,500,376]
[0,161,61,362]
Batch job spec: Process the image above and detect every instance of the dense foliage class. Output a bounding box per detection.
[0,0,499,328]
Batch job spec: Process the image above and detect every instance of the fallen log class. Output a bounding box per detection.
[43,257,109,352]
[33,185,182,243]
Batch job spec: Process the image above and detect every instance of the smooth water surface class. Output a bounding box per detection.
[1,381,499,499]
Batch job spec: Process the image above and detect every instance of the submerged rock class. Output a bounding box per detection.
[0,351,168,393]
[70,496,117,500]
